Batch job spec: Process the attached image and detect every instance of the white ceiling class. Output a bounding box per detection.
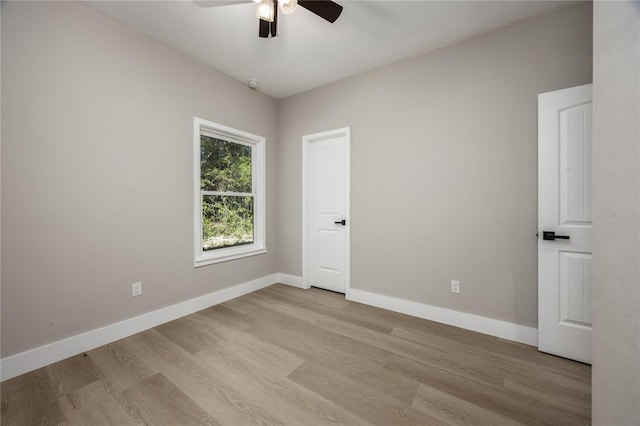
[87,0,576,99]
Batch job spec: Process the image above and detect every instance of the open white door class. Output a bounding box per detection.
[303,128,350,294]
[538,84,592,364]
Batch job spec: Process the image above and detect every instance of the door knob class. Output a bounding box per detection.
[334,219,346,226]
[543,231,570,241]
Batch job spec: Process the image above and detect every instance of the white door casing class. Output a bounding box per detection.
[303,127,350,295]
[538,84,592,364]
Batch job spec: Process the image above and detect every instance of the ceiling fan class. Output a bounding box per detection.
[195,0,343,38]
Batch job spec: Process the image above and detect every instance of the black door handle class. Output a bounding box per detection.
[543,231,570,241]
[334,219,346,226]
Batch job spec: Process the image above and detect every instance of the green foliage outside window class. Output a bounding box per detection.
[201,135,254,250]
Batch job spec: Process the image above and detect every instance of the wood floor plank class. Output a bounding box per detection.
[58,379,142,425]
[249,315,420,405]
[511,344,592,378]
[1,284,591,426]
[123,329,283,425]
[393,324,590,381]
[261,287,394,334]
[222,293,267,314]
[155,315,223,354]
[46,353,104,396]
[288,361,442,426]
[0,369,66,426]
[341,298,535,362]
[249,303,392,367]
[194,341,372,425]
[119,373,217,425]
[411,382,526,426]
[503,376,590,419]
[184,312,305,377]
[391,325,591,402]
[88,341,156,394]
[247,316,383,379]
[385,352,589,426]
[247,315,393,380]
[390,325,513,362]
[254,295,505,391]
[188,310,256,344]
[197,303,258,330]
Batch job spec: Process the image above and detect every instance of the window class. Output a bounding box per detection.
[194,118,266,266]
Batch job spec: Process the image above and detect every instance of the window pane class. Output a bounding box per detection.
[202,195,254,251]
[201,135,252,193]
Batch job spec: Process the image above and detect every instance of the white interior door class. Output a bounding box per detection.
[538,84,592,364]
[303,128,350,294]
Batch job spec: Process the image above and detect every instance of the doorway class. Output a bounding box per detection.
[302,127,350,295]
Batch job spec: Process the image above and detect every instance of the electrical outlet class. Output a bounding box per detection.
[451,280,460,294]
[132,282,142,297]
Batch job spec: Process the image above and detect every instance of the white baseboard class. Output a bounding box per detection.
[0,274,278,382]
[347,289,538,346]
[277,273,306,289]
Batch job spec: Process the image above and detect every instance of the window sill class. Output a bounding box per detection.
[194,247,267,267]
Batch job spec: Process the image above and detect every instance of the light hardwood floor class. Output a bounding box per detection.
[1,284,591,425]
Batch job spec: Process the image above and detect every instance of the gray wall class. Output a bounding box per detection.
[592,1,640,423]
[276,3,593,328]
[1,1,278,357]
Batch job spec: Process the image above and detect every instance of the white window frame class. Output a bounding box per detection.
[193,117,266,267]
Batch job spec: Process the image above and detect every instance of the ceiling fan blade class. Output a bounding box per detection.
[193,0,251,7]
[298,0,342,23]
[270,1,278,37]
[259,19,270,38]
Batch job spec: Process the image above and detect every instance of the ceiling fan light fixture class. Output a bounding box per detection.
[256,0,275,22]
[280,0,297,15]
